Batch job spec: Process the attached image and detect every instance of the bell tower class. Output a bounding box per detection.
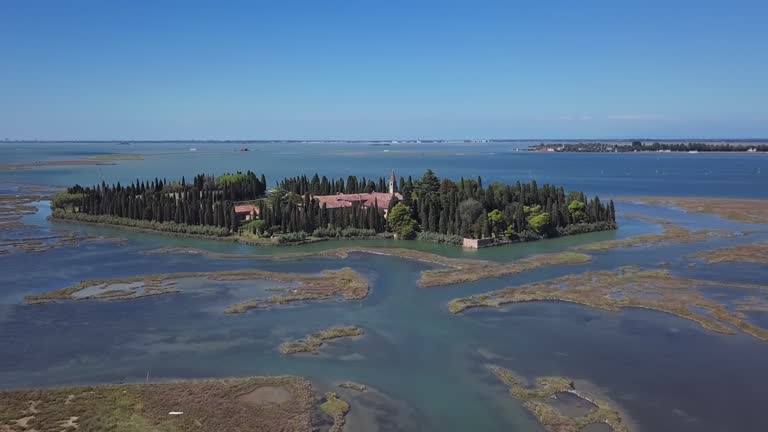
[389,170,397,194]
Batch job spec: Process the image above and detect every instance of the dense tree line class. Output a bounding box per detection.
[278,174,390,195]
[386,170,615,240]
[254,189,388,236]
[52,171,267,233]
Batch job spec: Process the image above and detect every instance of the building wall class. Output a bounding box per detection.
[462,238,496,249]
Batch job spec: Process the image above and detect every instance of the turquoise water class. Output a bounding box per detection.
[1,142,767,431]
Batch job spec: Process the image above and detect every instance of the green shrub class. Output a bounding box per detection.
[276,231,308,243]
[51,210,232,237]
[416,232,464,245]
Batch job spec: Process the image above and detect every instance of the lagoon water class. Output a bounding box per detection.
[1,141,768,431]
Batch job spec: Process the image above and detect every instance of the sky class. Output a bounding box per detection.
[1,0,767,140]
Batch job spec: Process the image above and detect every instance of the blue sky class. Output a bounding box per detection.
[1,0,767,140]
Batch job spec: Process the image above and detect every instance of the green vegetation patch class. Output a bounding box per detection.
[319,392,350,432]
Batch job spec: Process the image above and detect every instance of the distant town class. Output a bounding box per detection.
[529,141,768,153]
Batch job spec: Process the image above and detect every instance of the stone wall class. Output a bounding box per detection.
[462,238,496,249]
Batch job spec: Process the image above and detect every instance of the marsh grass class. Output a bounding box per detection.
[691,242,768,265]
[280,326,365,354]
[0,376,317,432]
[26,268,369,312]
[449,267,768,341]
[488,366,630,432]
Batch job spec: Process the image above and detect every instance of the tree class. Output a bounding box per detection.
[416,169,440,196]
[387,203,418,239]
[487,209,506,238]
[527,212,550,234]
[568,200,588,223]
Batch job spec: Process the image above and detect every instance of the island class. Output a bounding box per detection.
[279,326,365,355]
[49,169,616,248]
[488,366,631,432]
[25,268,369,311]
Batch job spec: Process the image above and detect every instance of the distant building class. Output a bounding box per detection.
[234,204,259,221]
[314,170,402,216]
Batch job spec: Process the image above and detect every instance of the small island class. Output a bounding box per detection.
[49,169,616,248]
[25,268,369,311]
[488,365,631,432]
[279,326,365,355]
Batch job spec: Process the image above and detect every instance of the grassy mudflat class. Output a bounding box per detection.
[577,216,734,252]
[25,268,369,309]
[318,247,591,287]
[691,242,768,265]
[620,196,768,224]
[145,246,592,288]
[87,153,144,161]
[0,159,115,170]
[0,186,127,256]
[224,268,368,313]
[449,267,768,341]
[488,366,630,432]
[280,326,365,355]
[0,376,320,432]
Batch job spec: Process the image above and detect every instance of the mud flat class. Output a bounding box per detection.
[25,268,369,310]
[0,376,321,432]
[224,268,368,313]
[691,242,768,265]
[280,326,365,355]
[0,186,126,256]
[618,196,768,224]
[577,216,735,252]
[0,159,116,170]
[145,245,592,288]
[488,366,631,432]
[338,381,367,392]
[415,251,591,287]
[448,266,768,341]
[87,153,144,161]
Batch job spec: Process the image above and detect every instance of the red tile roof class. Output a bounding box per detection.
[314,192,402,210]
[234,204,259,214]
